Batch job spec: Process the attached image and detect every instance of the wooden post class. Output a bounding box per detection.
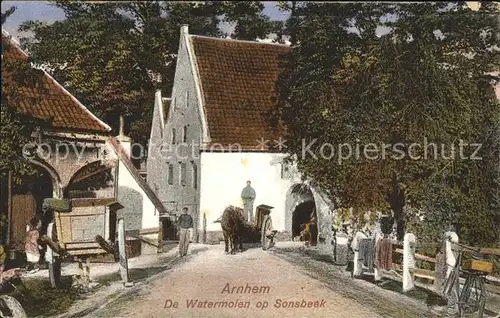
[6,171,12,246]
[158,218,163,253]
[78,259,84,281]
[118,219,132,286]
[444,231,459,279]
[434,246,447,291]
[403,233,416,292]
[86,258,91,284]
[47,222,61,288]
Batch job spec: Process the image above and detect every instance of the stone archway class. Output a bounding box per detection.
[30,159,62,198]
[285,183,318,242]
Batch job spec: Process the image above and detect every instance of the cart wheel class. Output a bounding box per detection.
[47,222,62,288]
[261,215,274,251]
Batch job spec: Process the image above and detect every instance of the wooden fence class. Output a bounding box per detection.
[351,231,500,314]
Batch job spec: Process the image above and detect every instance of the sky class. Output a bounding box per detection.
[1,1,290,40]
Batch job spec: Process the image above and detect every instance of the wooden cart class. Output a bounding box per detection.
[40,198,124,288]
[254,204,277,250]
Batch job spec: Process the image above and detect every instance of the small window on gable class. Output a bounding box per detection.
[191,161,198,189]
[183,126,188,143]
[281,161,293,179]
[179,162,186,186]
[167,163,174,185]
[172,128,176,145]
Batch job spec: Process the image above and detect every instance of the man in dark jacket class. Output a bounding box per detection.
[177,207,193,257]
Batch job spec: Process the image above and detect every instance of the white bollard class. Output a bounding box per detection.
[353,250,362,277]
[403,233,416,292]
[118,219,133,287]
[373,232,383,281]
[444,231,459,279]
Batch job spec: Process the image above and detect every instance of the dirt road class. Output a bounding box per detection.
[86,242,433,318]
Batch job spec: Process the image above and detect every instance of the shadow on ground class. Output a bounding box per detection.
[4,247,210,317]
[97,246,209,285]
[5,276,80,317]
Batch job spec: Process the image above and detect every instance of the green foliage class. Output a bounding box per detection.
[18,1,280,148]
[1,6,45,183]
[277,2,500,245]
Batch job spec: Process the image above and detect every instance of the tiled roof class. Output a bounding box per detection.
[190,36,290,150]
[1,32,110,133]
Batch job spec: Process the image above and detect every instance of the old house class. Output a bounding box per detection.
[1,30,168,255]
[147,26,336,247]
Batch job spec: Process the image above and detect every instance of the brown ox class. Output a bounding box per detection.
[215,206,259,254]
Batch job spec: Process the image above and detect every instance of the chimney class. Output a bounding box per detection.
[119,115,124,137]
[116,114,132,157]
[181,24,189,35]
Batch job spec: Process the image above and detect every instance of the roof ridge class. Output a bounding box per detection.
[2,29,28,58]
[190,34,290,48]
[2,30,112,133]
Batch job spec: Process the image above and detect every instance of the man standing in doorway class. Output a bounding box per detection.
[177,207,193,257]
[241,180,256,223]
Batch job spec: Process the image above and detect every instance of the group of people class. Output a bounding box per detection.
[176,181,257,257]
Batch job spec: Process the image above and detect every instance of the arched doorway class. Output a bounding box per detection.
[285,183,318,245]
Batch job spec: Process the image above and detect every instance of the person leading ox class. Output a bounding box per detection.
[241,180,256,223]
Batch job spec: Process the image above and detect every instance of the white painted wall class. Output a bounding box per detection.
[117,160,159,229]
[199,152,299,232]
[107,139,159,231]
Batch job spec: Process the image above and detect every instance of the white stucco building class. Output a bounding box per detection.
[147,26,336,246]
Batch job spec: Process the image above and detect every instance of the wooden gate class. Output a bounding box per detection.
[10,194,37,250]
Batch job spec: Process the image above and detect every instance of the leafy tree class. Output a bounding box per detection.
[1,6,48,241]
[276,2,500,244]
